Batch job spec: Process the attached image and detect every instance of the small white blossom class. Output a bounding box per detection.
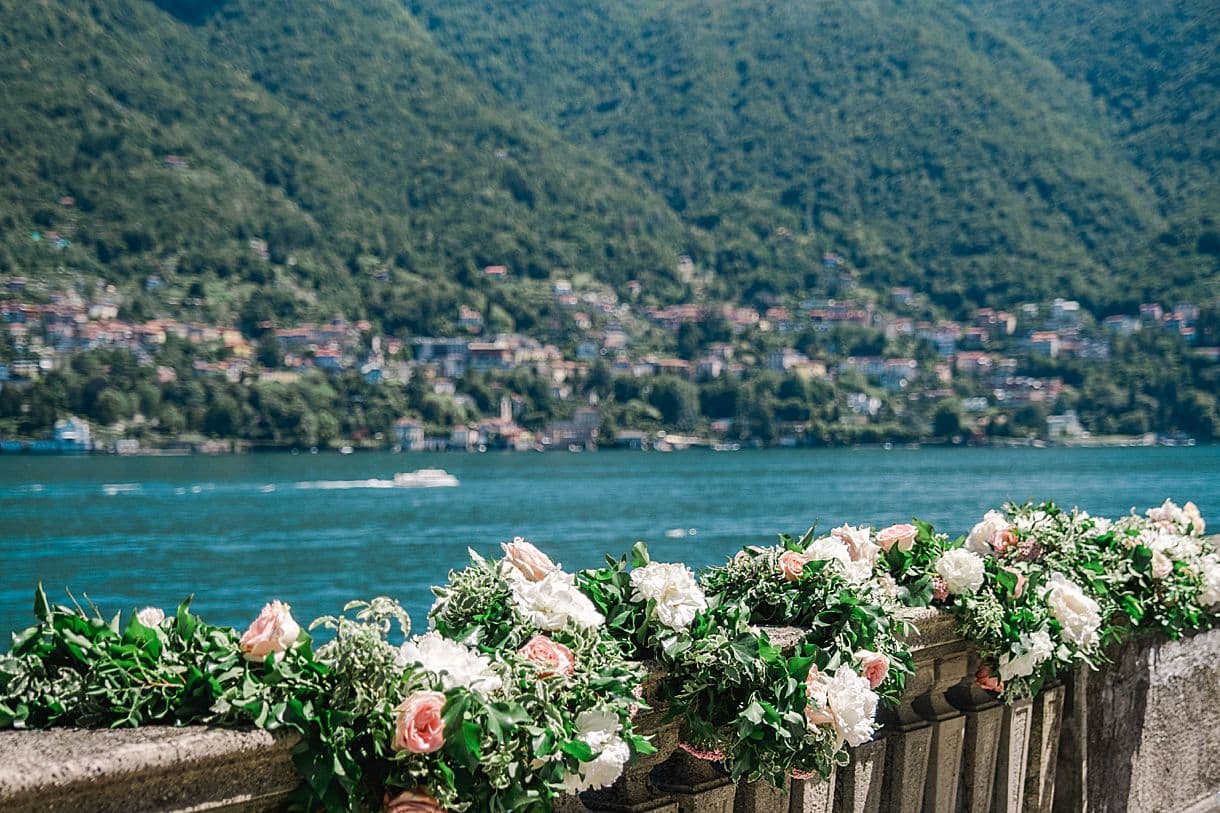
[998,629,1055,682]
[397,631,503,696]
[559,710,631,792]
[630,562,708,629]
[136,606,165,627]
[934,549,986,595]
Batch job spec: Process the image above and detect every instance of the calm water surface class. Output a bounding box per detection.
[1,446,1216,636]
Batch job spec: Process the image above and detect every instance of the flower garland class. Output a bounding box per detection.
[0,499,1214,812]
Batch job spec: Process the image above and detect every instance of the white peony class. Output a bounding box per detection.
[831,524,879,565]
[630,562,708,629]
[559,710,631,792]
[966,510,1010,555]
[512,571,605,631]
[1044,573,1101,649]
[397,631,502,696]
[998,629,1055,682]
[934,549,986,595]
[136,606,165,627]
[1198,555,1220,608]
[823,665,879,747]
[843,559,876,585]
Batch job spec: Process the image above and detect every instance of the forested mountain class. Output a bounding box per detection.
[409,0,1218,313]
[0,0,692,332]
[1,0,1216,326]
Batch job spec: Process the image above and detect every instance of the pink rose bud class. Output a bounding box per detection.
[500,537,557,582]
[975,663,1003,694]
[876,523,918,553]
[778,550,813,582]
[854,649,890,689]
[931,575,950,603]
[239,600,301,663]
[384,789,446,813]
[518,634,576,678]
[393,691,447,754]
[1003,566,1027,599]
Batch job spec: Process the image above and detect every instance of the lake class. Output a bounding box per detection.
[1,446,1216,638]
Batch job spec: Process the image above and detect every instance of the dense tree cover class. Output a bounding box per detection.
[409,0,1218,314]
[0,0,691,332]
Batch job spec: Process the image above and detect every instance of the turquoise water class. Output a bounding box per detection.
[1,446,1216,638]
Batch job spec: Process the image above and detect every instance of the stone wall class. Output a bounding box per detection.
[4,613,1219,813]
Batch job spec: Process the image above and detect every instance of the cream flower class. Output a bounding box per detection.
[500,537,559,582]
[1197,555,1220,608]
[831,524,879,565]
[934,549,986,595]
[823,665,879,747]
[397,632,502,696]
[136,606,165,627]
[1044,573,1101,649]
[630,562,708,629]
[239,600,301,663]
[806,536,852,569]
[1183,502,1206,536]
[512,571,605,631]
[966,510,1011,555]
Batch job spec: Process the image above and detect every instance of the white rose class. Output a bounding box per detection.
[136,606,165,627]
[630,562,708,629]
[998,629,1054,682]
[823,666,879,747]
[1147,499,1187,531]
[397,631,502,696]
[559,710,631,792]
[831,524,879,565]
[934,549,986,595]
[1151,549,1174,580]
[1197,555,1220,607]
[500,537,559,582]
[1045,573,1101,649]
[806,536,852,569]
[966,510,1010,555]
[512,571,605,631]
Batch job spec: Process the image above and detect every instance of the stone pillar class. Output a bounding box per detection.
[1022,682,1064,813]
[650,748,736,813]
[912,649,969,813]
[990,698,1033,813]
[947,658,1004,813]
[788,773,835,813]
[834,737,888,813]
[876,661,934,813]
[734,779,789,813]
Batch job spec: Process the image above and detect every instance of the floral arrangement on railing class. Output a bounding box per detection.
[0,499,1215,812]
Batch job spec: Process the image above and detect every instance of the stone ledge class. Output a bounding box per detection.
[0,726,300,813]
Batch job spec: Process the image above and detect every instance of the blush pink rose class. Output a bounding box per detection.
[931,575,950,603]
[854,650,890,689]
[876,524,918,553]
[975,663,1003,694]
[501,537,557,582]
[384,789,445,813]
[393,691,447,754]
[992,529,1019,557]
[778,550,814,582]
[239,600,301,663]
[519,634,576,678]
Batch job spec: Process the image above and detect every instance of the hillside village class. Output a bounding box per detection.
[0,257,1214,453]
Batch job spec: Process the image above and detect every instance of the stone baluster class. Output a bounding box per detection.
[875,659,934,813]
[990,698,1033,813]
[650,747,736,813]
[1021,681,1063,813]
[911,649,969,813]
[734,779,791,813]
[946,654,1004,813]
[834,736,888,813]
[788,772,836,813]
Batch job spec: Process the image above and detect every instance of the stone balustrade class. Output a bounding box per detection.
[4,610,1219,813]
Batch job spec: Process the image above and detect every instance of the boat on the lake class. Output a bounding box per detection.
[392,469,459,488]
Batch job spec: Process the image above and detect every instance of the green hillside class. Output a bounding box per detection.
[0,0,692,332]
[408,0,1217,313]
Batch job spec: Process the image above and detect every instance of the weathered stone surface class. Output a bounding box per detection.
[1022,682,1063,813]
[734,778,789,813]
[834,737,887,813]
[1057,626,1220,813]
[947,664,1003,813]
[0,726,300,813]
[789,773,835,813]
[991,698,1033,813]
